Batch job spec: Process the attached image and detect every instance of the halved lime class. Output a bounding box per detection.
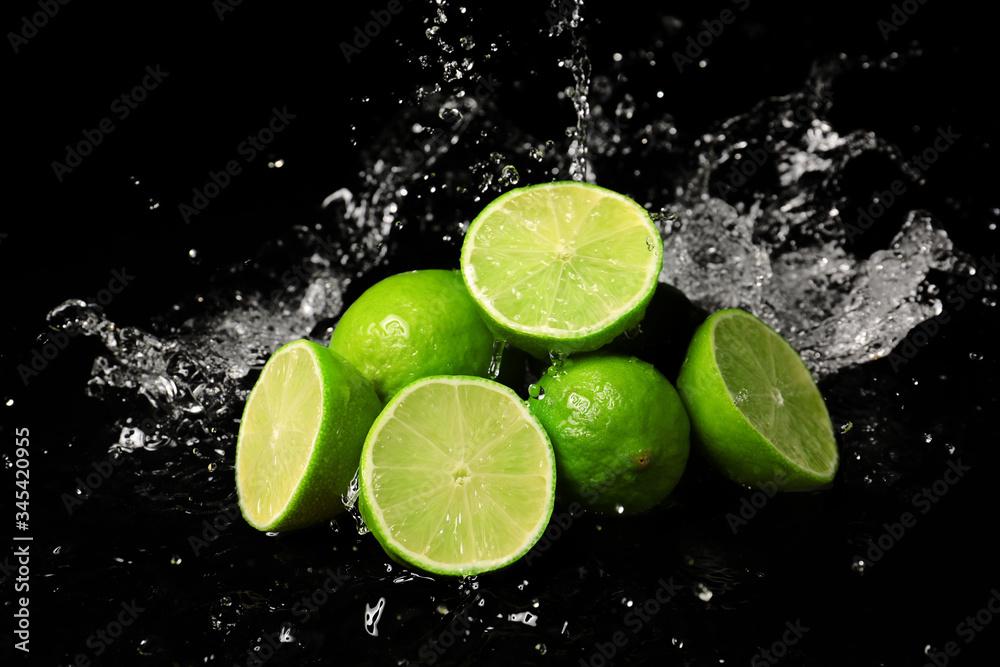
[236,339,382,531]
[460,181,663,359]
[676,309,838,490]
[358,376,556,576]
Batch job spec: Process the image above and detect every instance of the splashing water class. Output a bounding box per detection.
[45,10,983,476]
[39,0,986,547]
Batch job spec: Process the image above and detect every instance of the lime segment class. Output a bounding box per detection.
[677,309,838,490]
[461,181,663,358]
[359,376,556,576]
[236,339,382,531]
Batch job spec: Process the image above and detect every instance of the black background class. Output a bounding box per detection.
[4,1,999,665]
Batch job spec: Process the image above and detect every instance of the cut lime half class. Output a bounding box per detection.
[235,339,382,531]
[460,181,663,358]
[676,309,839,490]
[358,376,556,576]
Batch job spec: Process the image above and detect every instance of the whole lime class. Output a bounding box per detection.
[330,269,496,402]
[528,352,690,514]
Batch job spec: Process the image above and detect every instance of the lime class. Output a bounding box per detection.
[676,309,839,490]
[235,339,382,532]
[358,376,556,576]
[528,353,690,514]
[460,181,663,359]
[330,269,496,403]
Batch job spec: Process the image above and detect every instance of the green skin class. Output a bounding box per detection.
[676,309,839,491]
[235,339,382,532]
[330,269,496,403]
[529,352,690,514]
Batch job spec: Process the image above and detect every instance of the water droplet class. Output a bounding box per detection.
[438,107,463,123]
[851,558,867,575]
[443,61,463,81]
[365,597,386,637]
[924,433,933,443]
[437,604,449,615]
[460,35,475,50]
[207,462,218,472]
[499,165,519,187]
[528,383,545,400]
[147,199,160,210]
[342,468,362,510]
[969,351,983,361]
[508,611,538,626]
[488,339,505,379]
[733,388,749,405]
[188,249,201,264]
[425,26,439,39]
[695,582,713,601]
[841,421,853,434]
[170,555,183,565]
[279,623,295,643]
[646,236,655,251]
[535,643,547,655]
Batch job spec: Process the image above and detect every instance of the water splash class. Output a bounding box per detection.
[44,4,984,522]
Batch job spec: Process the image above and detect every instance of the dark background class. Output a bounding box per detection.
[4,1,999,665]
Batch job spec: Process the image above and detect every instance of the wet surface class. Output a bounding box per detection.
[4,1,1000,665]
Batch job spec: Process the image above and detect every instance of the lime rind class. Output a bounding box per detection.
[711,310,838,480]
[358,375,556,576]
[678,309,838,490]
[461,181,663,358]
[235,339,382,532]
